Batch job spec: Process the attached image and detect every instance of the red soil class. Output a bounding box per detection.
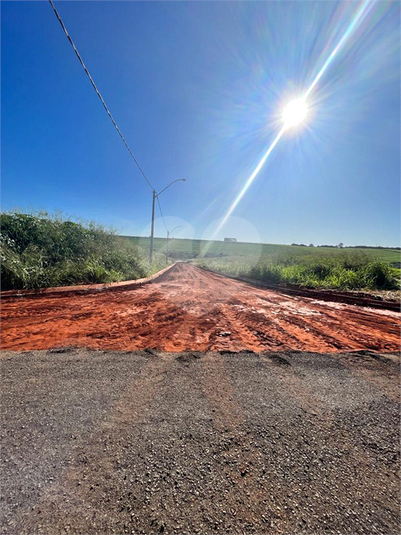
[1,263,400,352]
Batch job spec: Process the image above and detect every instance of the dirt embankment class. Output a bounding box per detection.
[1,263,400,352]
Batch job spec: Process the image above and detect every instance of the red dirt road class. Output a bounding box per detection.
[1,263,400,352]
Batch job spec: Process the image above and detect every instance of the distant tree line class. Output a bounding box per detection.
[347,245,401,250]
[291,243,400,250]
[291,243,340,248]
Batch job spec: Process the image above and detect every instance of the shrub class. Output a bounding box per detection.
[0,211,149,290]
[362,261,397,290]
[197,251,400,291]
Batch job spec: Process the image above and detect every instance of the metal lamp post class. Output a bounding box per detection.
[150,179,186,263]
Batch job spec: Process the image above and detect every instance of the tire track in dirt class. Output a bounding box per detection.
[255,288,400,352]
[225,293,368,352]
[285,306,400,352]
[225,300,310,351]
[217,304,268,352]
[1,263,399,352]
[200,308,257,353]
[252,292,397,352]
[272,312,358,351]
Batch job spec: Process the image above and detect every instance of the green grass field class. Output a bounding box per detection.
[126,235,401,264]
[126,236,400,291]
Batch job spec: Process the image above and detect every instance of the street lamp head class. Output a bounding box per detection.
[156,178,186,197]
[168,225,182,238]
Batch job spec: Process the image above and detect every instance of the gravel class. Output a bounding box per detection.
[1,348,399,534]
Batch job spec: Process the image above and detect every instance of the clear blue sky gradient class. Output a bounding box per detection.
[2,0,400,246]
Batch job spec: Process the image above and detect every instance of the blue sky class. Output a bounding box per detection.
[2,0,400,246]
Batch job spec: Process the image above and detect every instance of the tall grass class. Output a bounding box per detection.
[1,211,153,290]
[198,253,400,291]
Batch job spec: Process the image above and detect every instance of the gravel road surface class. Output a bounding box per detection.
[1,348,399,534]
[1,263,399,352]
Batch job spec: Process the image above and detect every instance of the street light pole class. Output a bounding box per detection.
[149,179,186,264]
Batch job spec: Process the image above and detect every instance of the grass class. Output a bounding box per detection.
[1,212,399,292]
[0,212,165,290]
[196,253,400,291]
[129,236,400,292]
[128,236,401,265]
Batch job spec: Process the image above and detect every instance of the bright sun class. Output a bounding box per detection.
[283,98,308,128]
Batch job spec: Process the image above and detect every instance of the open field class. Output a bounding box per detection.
[127,236,401,264]
[1,263,399,353]
[129,236,401,292]
[1,347,399,535]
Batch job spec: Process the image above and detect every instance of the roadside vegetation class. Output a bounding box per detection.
[1,212,399,292]
[0,212,162,290]
[197,253,400,292]
[133,236,400,292]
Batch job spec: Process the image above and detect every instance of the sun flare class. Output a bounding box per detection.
[283,98,308,128]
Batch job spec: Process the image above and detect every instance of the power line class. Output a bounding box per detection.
[156,196,169,233]
[48,0,154,191]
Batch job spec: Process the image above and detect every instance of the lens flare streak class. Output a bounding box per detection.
[304,0,373,98]
[215,126,285,235]
[214,0,375,239]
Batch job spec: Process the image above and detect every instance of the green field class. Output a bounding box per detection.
[127,236,400,291]
[126,235,401,264]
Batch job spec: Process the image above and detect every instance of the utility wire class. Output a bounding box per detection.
[156,196,169,233]
[48,0,154,191]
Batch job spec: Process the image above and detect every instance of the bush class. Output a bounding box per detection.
[0,211,149,290]
[362,261,396,289]
[198,251,400,292]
